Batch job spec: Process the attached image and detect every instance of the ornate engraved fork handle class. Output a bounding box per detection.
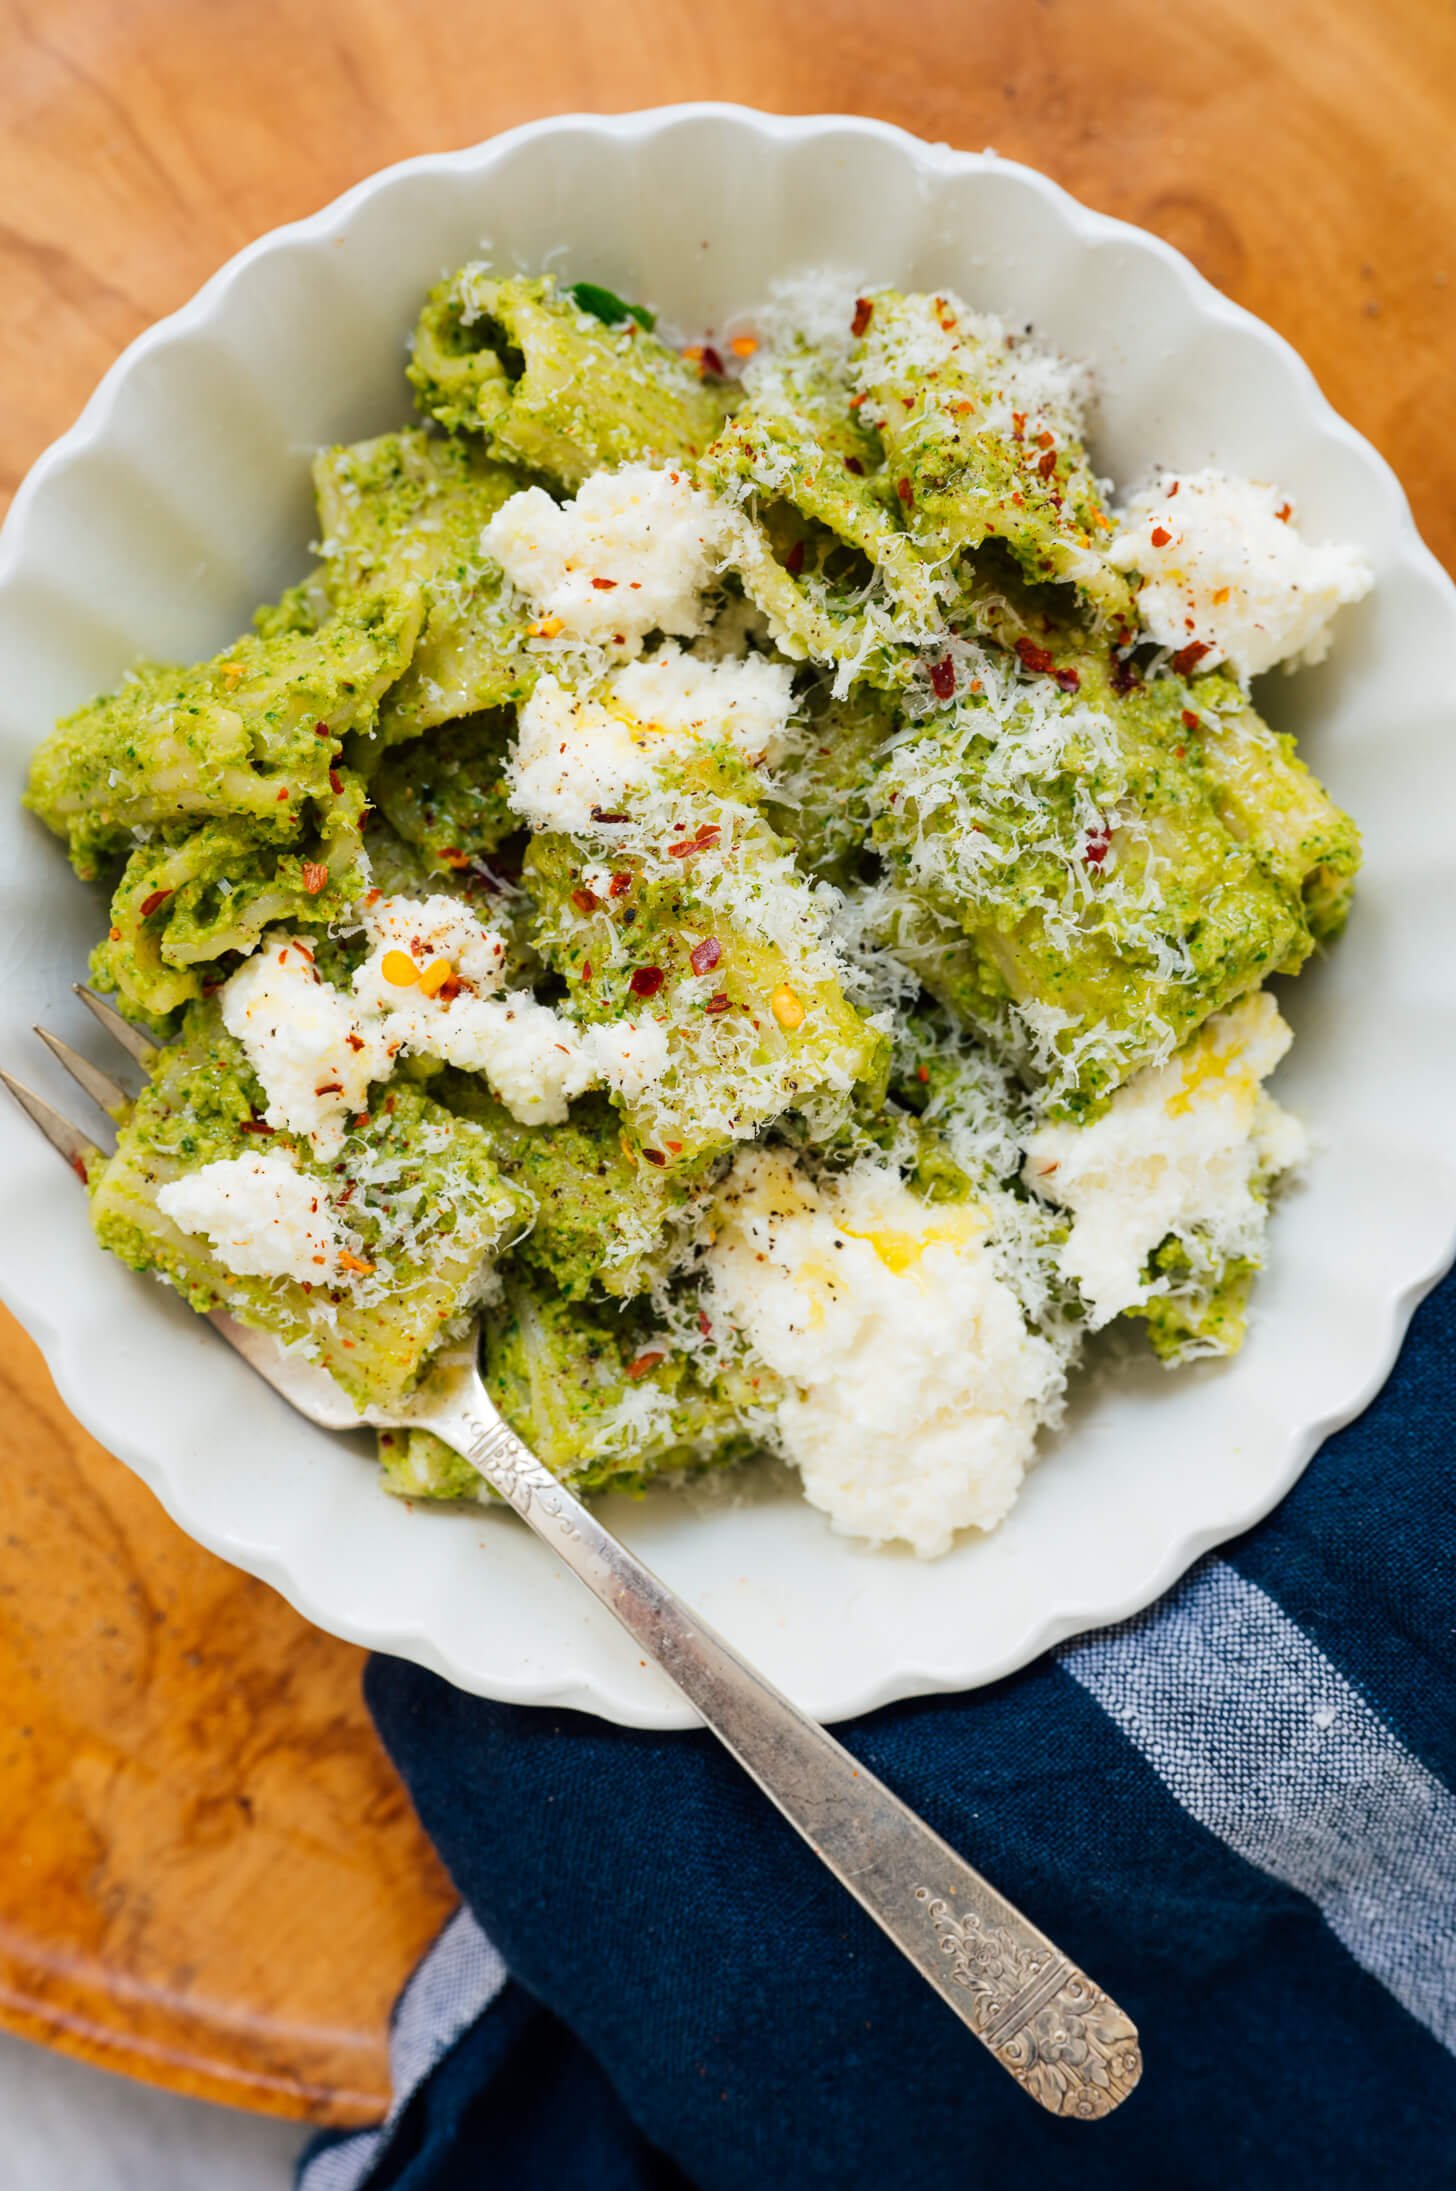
[428,1388,1143,2120]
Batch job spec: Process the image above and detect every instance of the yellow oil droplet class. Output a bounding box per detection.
[1166,1034,1254,1117]
[417,957,455,997]
[381,949,420,988]
[839,1204,987,1275]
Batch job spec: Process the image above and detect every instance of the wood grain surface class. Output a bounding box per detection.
[0,1308,458,2122]
[2,0,1452,2125]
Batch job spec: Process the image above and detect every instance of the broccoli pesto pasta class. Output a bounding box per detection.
[24,266,1371,1556]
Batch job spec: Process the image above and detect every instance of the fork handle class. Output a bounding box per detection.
[429,1395,1142,2119]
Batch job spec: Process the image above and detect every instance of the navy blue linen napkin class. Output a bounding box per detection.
[300,1267,1456,2191]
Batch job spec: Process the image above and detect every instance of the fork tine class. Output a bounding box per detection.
[0,1071,99,1182]
[73,984,159,1065]
[35,1026,130,1119]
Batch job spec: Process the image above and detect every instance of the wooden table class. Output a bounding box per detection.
[2,0,1452,2126]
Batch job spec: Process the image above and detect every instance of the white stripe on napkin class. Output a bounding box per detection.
[298,1905,508,2191]
[1062,1559,1456,2055]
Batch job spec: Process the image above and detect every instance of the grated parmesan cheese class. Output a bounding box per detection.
[1109,470,1373,681]
[853,286,1094,447]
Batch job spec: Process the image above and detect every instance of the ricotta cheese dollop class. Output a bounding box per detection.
[1108,469,1372,682]
[482,464,725,654]
[1022,989,1306,1328]
[220,895,669,1145]
[705,1150,1064,1557]
[158,1150,341,1284]
[507,645,794,837]
[221,937,390,1152]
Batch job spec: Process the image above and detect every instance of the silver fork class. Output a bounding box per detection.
[5,993,1143,2121]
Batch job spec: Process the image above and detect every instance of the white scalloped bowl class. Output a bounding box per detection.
[2,108,1453,1729]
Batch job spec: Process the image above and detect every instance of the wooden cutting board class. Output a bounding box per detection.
[2,0,1452,2127]
[0,1307,458,2123]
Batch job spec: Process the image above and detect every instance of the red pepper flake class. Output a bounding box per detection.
[301,860,329,895]
[641,1150,667,1169]
[1171,640,1212,676]
[896,476,913,506]
[667,823,721,859]
[314,721,332,738]
[665,1139,684,1155]
[929,654,956,701]
[314,1080,343,1096]
[626,1347,666,1377]
[1275,501,1292,522]
[346,1032,366,1052]
[329,768,344,796]
[1013,635,1080,691]
[591,807,628,825]
[704,991,731,1015]
[336,1180,356,1207]
[1174,745,1186,759]
[591,576,618,590]
[1083,824,1112,868]
[353,1111,371,1129]
[697,1309,713,1338]
[276,786,290,802]
[844,455,864,476]
[700,345,725,378]
[784,538,806,577]
[581,960,593,984]
[917,1063,931,1083]
[690,936,722,976]
[1181,709,1200,732]
[1011,411,1027,441]
[239,1117,275,1135]
[138,888,173,918]
[570,886,599,915]
[1109,651,1140,696]
[609,870,632,897]
[630,965,664,999]
[1037,448,1058,480]
[1151,524,1174,548]
[69,1151,89,1184]
[850,296,874,338]
[848,389,868,410]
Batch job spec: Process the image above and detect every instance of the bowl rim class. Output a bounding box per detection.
[4,102,1454,1728]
